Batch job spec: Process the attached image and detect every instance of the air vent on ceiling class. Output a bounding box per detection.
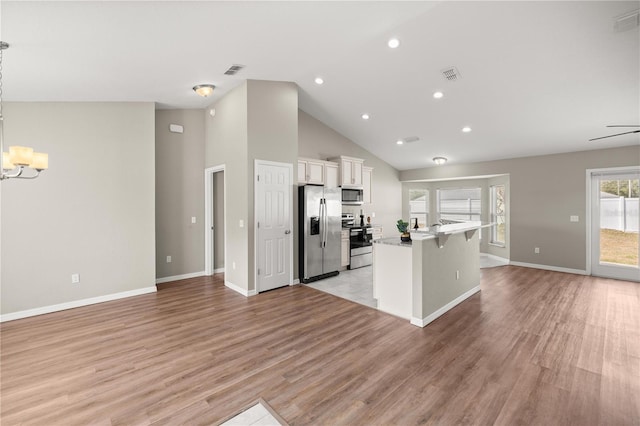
[224,64,245,75]
[441,66,461,82]
[614,9,639,32]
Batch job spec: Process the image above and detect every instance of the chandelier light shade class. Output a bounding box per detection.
[193,84,215,97]
[433,156,448,165]
[0,41,49,180]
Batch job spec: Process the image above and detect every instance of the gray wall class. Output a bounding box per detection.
[400,145,640,271]
[1,102,156,315]
[213,172,225,270]
[205,82,249,290]
[298,110,402,241]
[155,109,205,279]
[205,80,298,292]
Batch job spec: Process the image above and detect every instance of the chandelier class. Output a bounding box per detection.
[0,41,48,180]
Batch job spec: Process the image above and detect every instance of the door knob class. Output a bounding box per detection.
[285,230,291,234]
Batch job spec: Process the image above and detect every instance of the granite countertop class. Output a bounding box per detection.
[374,234,434,247]
[410,221,494,237]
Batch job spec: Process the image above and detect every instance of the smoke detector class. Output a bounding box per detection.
[441,66,461,82]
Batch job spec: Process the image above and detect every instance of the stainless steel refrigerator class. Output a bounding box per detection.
[299,185,342,283]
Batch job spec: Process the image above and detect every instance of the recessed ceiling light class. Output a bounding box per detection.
[433,156,448,165]
[462,126,472,133]
[433,91,444,99]
[388,38,400,49]
[361,114,370,120]
[314,77,324,85]
[396,140,404,145]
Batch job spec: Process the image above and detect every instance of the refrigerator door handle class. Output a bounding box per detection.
[323,198,328,248]
[319,198,325,248]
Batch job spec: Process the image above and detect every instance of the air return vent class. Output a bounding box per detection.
[224,64,245,75]
[441,66,461,81]
[614,9,639,32]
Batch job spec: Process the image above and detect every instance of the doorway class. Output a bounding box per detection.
[205,165,226,276]
[588,166,640,281]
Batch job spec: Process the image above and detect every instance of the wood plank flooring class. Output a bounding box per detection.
[1,266,639,425]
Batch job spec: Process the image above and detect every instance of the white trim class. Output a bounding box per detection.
[509,261,587,275]
[481,253,510,264]
[225,280,257,297]
[291,279,300,286]
[586,166,640,279]
[0,286,157,323]
[214,267,225,274]
[410,285,481,328]
[155,271,205,284]
[205,165,226,277]
[254,159,294,294]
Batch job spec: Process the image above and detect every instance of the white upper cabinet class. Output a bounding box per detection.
[330,156,365,187]
[298,158,339,187]
[325,162,339,188]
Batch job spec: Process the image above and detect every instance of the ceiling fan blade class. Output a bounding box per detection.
[589,130,640,141]
[606,125,640,128]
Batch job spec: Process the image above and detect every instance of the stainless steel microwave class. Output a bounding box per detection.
[342,187,364,205]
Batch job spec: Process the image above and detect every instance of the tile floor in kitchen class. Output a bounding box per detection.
[306,253,509,308]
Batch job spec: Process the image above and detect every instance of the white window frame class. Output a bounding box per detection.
[490,184,506,247]
[409,189,429,229]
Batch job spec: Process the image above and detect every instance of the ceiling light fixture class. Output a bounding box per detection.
[193,84,215,97]
[388,38,400,49]
[462,126,472,133]
[1,41,49,180]
[361,114,370,120]
[396,140,404,145]
[433,91,444,99]
[433,156,448,165]
[314,77,324,85]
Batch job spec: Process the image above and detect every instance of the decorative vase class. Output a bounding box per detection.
[400,232,411,242]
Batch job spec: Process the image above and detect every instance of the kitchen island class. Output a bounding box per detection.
[373,221,493,327]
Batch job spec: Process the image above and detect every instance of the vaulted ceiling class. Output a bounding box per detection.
[3,1,639,170]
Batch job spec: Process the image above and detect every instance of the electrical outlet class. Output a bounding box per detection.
[191,216,196,224]
[371,212,376,218]
[232,261,236,270]
[239,220,244,228]
[71,274,80,284]
[534,247,540,254]
[166,255,172,263]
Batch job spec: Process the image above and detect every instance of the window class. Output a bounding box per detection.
[409,189,429,229]
[490,185,506,246]
[437,188,481,222]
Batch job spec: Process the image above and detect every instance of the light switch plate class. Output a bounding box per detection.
[191,216,196,224]
[239,220,244,228]
[71,273,80,284]
[570,215,579,222]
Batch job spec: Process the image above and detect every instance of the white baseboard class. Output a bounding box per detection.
[155,271,205,284]
[0,286,158,323]
[411,285,481,328]
[481,253,510,263]
[291,279,300,286]
[225,280,257,297]
[509,261,587,275]
[214,267,225,274]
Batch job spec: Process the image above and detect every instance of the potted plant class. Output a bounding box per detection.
[396,219,411,242]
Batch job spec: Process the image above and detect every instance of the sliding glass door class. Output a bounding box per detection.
[590,168,640,281]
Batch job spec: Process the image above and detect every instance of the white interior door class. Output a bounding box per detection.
[256,161,292,292]
[590,168,640,281]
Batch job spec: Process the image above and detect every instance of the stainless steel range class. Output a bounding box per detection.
[347,225,373,269]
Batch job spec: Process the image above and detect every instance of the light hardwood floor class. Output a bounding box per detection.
[1,266,639,425]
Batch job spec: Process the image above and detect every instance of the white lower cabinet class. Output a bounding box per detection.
[341,229,350,267]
